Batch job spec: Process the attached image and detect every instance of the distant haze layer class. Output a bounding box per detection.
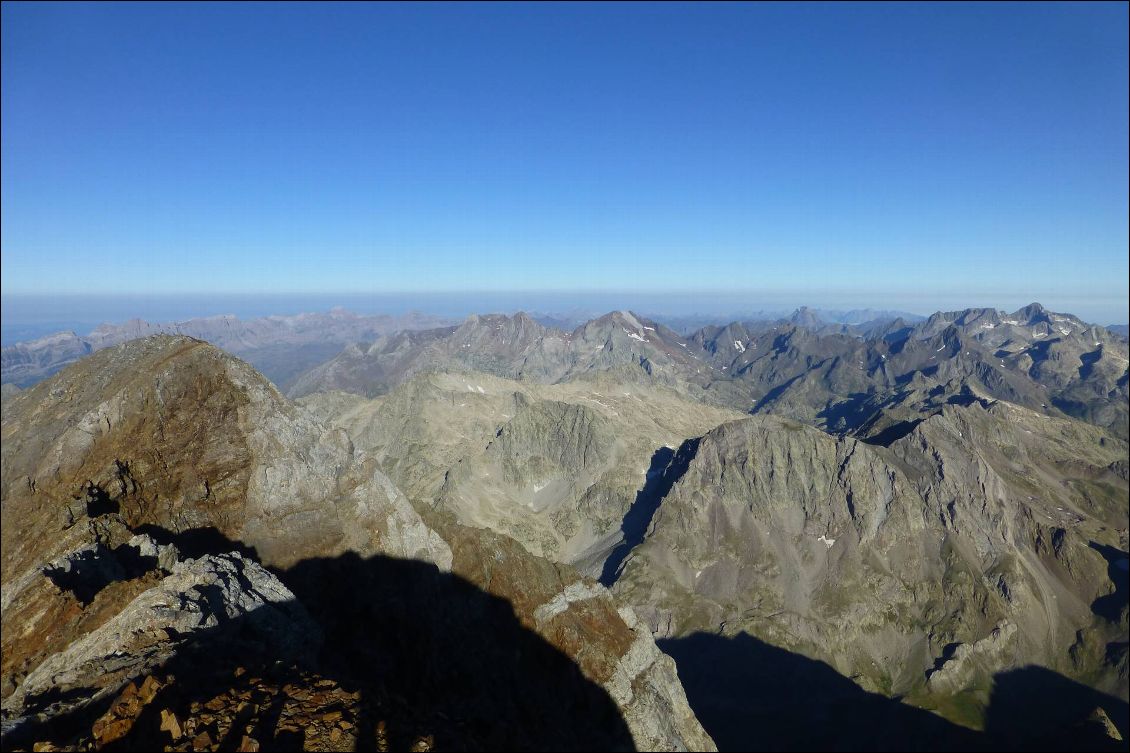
[3,291,1126,346]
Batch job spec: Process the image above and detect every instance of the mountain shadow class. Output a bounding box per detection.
[982,665,1128,751]
[280,552,635,751]
[659,631,1129,752]
[1088,542,1129,623]
[4,539,635,752]
[657,631,982,752]
[600,438,700,587]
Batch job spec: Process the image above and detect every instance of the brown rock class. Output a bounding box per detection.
[112,694,143,719]
[138,674,163,703]
[160,709,184,740]
[237,736,260,752]
[192,729,214,751]
[95,717,135,745]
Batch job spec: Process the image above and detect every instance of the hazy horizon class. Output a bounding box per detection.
[2,289,1126,348]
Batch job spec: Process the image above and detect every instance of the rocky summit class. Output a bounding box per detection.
[1,304,1127,752]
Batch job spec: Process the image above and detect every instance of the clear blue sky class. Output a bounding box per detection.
[2,2,1127,321]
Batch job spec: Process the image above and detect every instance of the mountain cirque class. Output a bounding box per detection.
[1,302,1127,752]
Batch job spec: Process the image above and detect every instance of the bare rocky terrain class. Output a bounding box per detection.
[284,304,1130,441]
[0,337,712,752]
[1,302,1127,752]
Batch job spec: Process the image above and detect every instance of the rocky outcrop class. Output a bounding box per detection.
[1,527,315,741]
[926,622,1018,694]
[0,336,451,577]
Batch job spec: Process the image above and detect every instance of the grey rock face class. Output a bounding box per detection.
[613,404,1127,717]
[2,539,316,733]
[300,369,744,570]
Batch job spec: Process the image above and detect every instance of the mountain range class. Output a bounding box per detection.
[1,302,1126,751]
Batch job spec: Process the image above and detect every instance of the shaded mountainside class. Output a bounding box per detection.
[608,406,1127,733]
[0,336,714,752]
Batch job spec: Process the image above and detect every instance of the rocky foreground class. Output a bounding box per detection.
[1,327,1127,751]
[0,337,713,752]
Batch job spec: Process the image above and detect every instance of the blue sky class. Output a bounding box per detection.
[2,2,1127,321]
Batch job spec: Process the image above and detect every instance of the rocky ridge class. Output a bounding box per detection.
[0,336,715,751]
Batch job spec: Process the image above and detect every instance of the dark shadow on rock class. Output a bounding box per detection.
[657,631,982,752]
[983,665,1128,751]
[816,392,875,434]
[750,373,807,415]
[600,438,700,587]
[884,327,914,350]
[80,481,120,517]
[43,541,158,606]
[131,524,260,561]
[862,418,924,447]
[6,545,635,752]
[660,631,1130,752]
[284,553,634,751]
[1088,542,1129,623]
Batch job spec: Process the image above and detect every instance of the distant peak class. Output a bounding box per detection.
[1010,302,1051,324]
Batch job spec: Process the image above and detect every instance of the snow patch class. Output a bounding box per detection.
[734,340,746,353]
